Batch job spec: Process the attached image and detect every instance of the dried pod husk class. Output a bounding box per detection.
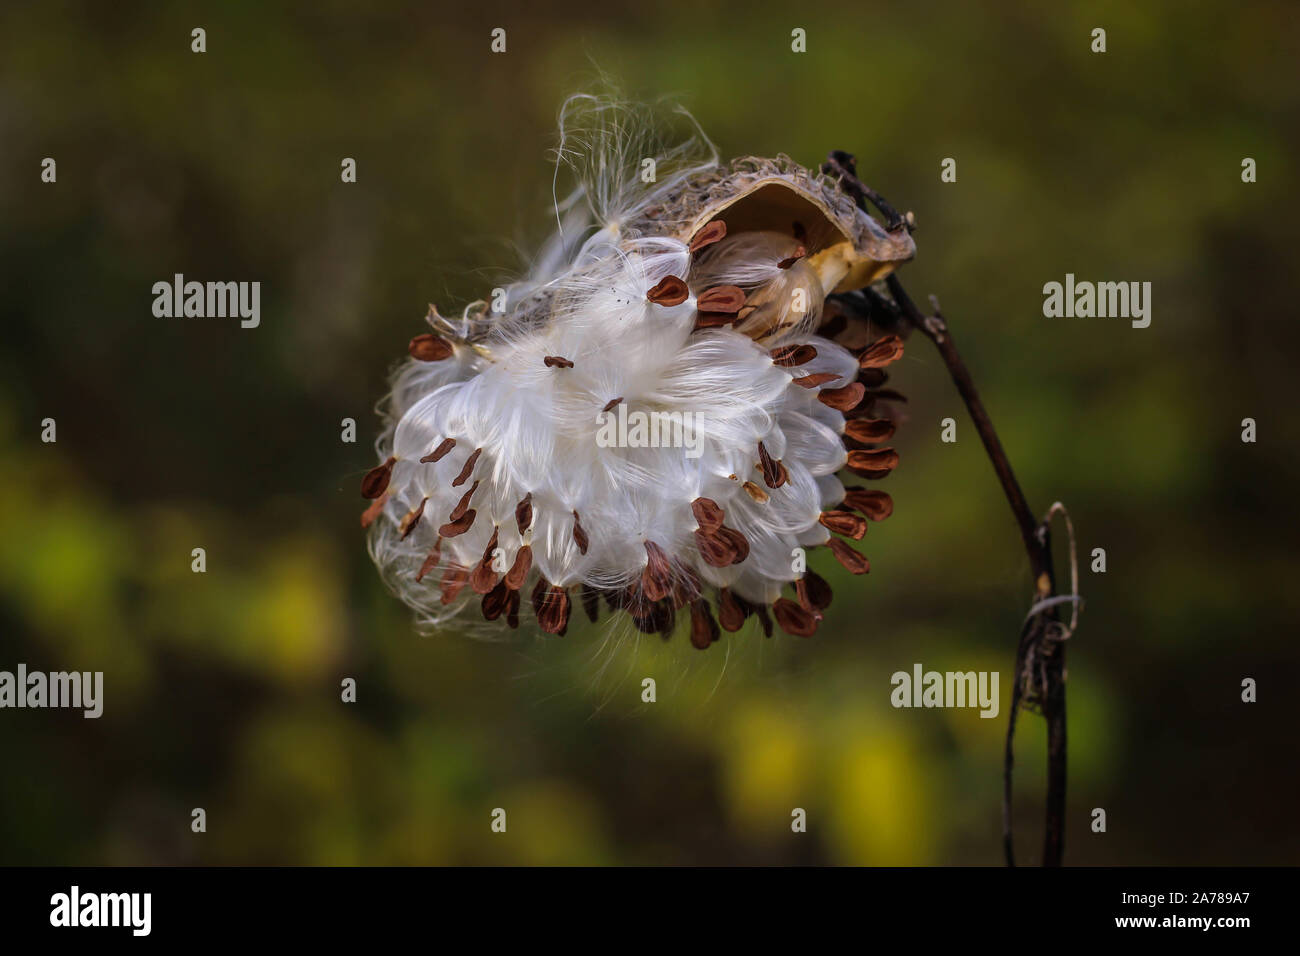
[658,158,915,299]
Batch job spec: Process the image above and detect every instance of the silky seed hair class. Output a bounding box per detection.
[364,93,912,643]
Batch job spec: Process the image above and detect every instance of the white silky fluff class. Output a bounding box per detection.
[368,95,854,631]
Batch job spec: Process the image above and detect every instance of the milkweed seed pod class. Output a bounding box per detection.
[364,95,912,642]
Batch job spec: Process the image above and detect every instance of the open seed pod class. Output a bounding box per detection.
[364,95,910,644]
[643,155,914,295]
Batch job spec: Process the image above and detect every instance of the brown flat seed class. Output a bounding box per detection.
[543,355,574,369]
[601,397,622,413]
[859,334,905,369]
[827,537,871,575]
[481,581,510,621]
[689,600,720,650]
[534,583,570,635]
[360,456,396,499]
[694,528,736,567]
[777,245,807,270]
[795,577,813,612]
[470,528,500,594]
[820,314,848,342]
[580,584,600,623]
[773,597,819,637]
[858,367,888,388]
[843,418,896,443]
[792,372,839,389]
[755,604,774,638]
[360,492,389,529]
[770,344,817,367]
[640,541,674,603]
[742,480,769,504]
[437,509,476,537]
[803,569,834,610]
[857,369,889,392]
[848,466,894,480]
[819,510,869,540]
[452,448,481,487]
[718,588,746,632]
[689,220,727,253]
[505,590,521,629]
[515,493,533,535]
[842,488,894,521]
[696,285,746,314]
[694,312,739,329]
[469,561,498,595]
[845,448,899,477]
[409,334,453,362]
[416,538,443,583]
[449,481,479,521]
[691,497,724,532]
[399,497,428,539]
[440,567,468,604]
[717,526,750,564]
[757,442,788,489]
[504,544,532,591]
[420,437,456,463]
[819,383,866,411]
[670,568,701,611]
[646,275,689,307]
[658,610,676,641]
[572,511,589,555]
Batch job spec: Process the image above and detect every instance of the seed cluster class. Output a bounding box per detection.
[364,118,912,645]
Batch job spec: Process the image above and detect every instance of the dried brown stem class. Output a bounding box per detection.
[826,152,1070,867]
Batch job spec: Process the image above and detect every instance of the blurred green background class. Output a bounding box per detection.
[1,0,1297,865]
